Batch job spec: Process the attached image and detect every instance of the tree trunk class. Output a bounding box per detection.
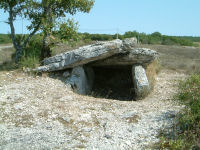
[41,32,51,60]
[40,4,53,60]
[15,46,23,63]
[8,4,40,63]
[8,6,22,63]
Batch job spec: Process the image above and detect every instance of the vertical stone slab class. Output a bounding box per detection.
[84,66,95,93]
[65,66,94,95]
[132,65,150,99]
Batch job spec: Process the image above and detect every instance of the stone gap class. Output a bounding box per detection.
[91,66,135,101]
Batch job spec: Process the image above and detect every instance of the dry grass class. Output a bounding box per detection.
[140,44,200,74]
[146,59,161,91]
[0,46,18,71]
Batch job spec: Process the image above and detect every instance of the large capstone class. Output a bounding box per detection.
[35,38,140,72]
[91,48,158,66]
[132,65,150,99]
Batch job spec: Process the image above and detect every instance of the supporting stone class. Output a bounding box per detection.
[132,65,150,99]
[65,66,94,95]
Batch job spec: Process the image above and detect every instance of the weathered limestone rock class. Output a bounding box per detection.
[36,40,123,72]
[65,66,94,95]
[35,38,137,72]
[132,65,150,99]
[91,48,158,66]
[122,37,137,50]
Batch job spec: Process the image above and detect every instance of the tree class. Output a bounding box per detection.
[38,0,94,59]
[0,0,42,63]
[0,0,94,62]
[59,19,79,41]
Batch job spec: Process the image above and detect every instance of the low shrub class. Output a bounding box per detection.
[156,74,200,149]
[19,56,39,69]
[18,34,43,69]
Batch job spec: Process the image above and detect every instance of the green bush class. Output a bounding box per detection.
[19,34,43,68]
[157,74,200,149]
[19,56,39,68]
[177,75,200,124]
[58,19,79,41]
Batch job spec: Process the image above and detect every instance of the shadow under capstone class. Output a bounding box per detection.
[91,66,136,101]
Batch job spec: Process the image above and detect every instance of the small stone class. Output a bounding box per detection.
[62,117,71,123]
[82,127,92,132]
[13,103,24,110]
[104,134,112,139]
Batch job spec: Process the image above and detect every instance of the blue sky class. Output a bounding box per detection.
[0,0,199,36]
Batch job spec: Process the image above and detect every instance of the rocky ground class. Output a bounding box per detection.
[0,69,186,150]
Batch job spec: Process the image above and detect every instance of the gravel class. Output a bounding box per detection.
[0,69,186,149]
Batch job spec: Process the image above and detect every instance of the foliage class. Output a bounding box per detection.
[177,75,200,123]
[78,31,196,47]
[19,55,39,69]
[0,0,95,61]
[156,74,200,149]
[58,19,79,41]
[37,0,94,59]
[123,31,195,46]
[80,33,115,41]
[19,34,43,68]
[0,0,42,62]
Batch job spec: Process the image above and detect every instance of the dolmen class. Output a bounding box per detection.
[35,38,158,99]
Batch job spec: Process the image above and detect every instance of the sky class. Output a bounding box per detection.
[0,0,200,36]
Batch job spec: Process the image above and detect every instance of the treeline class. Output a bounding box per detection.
[179,36,200,42]
[1,31,200,47]
[80,31,199,46]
